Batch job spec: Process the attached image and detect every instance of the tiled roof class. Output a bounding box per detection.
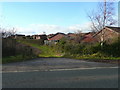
[106,26,120,33]
[48,33,66,40]
[49,32,66,39]
[93,26,120,37]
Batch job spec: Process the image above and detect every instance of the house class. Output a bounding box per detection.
[81,32,97,44]
[67,32,95,44]
[32,34,47,40]
[44,32,66,45]
[67,33,84,43]
[47,34,55,39]
[67,33,86,38]
[67,33,76,39]
[8,35,16,39]
[40,35,48,40]
[32,35,40,39]
[93,26,120,44]
[11,34,25,39]
[25,35,33,39]
[48,32,66,41]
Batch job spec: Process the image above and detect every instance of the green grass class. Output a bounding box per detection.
[18,40,120,60]
[17,40,63,58]
[37,45,62,57]
[4,39,119,64]
[63,53,120,61]
[3,40,63,64]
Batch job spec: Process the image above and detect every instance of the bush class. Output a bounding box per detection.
[59,43,85,54]
[57,39,120,58]
[101,40,120,57]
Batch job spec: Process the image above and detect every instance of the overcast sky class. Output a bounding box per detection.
[0,1,118,35]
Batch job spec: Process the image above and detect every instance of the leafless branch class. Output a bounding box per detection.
[87,0,117,32]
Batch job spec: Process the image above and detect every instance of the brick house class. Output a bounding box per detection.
[67,33,76,38]
[47,34,55,39]
[48,32,66,41]
[44,32,66,45]
[81,32,97,44]
[67,33,88,43]
[93,26,120,44]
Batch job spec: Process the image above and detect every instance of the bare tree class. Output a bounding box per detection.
[0,27,16,38]
[74,30,83,44]
[88,0,116,32]
[87,0,117,46]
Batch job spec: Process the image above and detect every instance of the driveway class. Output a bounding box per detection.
[2,57,118,72]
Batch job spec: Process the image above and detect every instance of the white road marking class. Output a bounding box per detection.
[2,66,118,73]
[49,66,118,71]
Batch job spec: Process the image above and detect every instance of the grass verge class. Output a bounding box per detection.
[63,53,120,64]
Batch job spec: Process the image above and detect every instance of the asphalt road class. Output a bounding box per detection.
[2,57,118,72]
[2,57,118,88]
[2,67,118,88]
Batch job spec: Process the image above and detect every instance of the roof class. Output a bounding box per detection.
[48,32,66,40]
[15,34,25,36]
[49,32,66,39]
[93,26,120,37]
[32,34,47,37]
[81,32,97,43]
[67,33,76,37]
[82,37,96,43]
[105,26,120,33]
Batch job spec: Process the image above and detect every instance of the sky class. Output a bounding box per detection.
[118,1,120,27]
[0,1,119,35]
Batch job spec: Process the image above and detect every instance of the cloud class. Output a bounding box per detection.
[15,24,65,35]
[15,22,92,35]
[67,22,92,33]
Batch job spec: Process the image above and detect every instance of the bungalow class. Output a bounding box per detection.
[8,35,16,39]
[48,32,66,41]
[25,35,33,39]
[67,33,76,38]
[32,35,40,39]
[11,34,25,39]
[47,34,55,39]
[32,34,47,40]
[81,32,97,44]
[93,26,120,44]
[44,32,66,45]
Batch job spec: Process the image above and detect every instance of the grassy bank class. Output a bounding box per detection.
[63,53,120,64]
[3,39,120,64]
[17,40,63,58]
[16,39,120,64]
[2,39,63,64]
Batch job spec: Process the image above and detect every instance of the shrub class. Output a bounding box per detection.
[101,40,120,57]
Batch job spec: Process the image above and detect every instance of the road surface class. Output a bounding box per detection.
[2,57,118,88]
